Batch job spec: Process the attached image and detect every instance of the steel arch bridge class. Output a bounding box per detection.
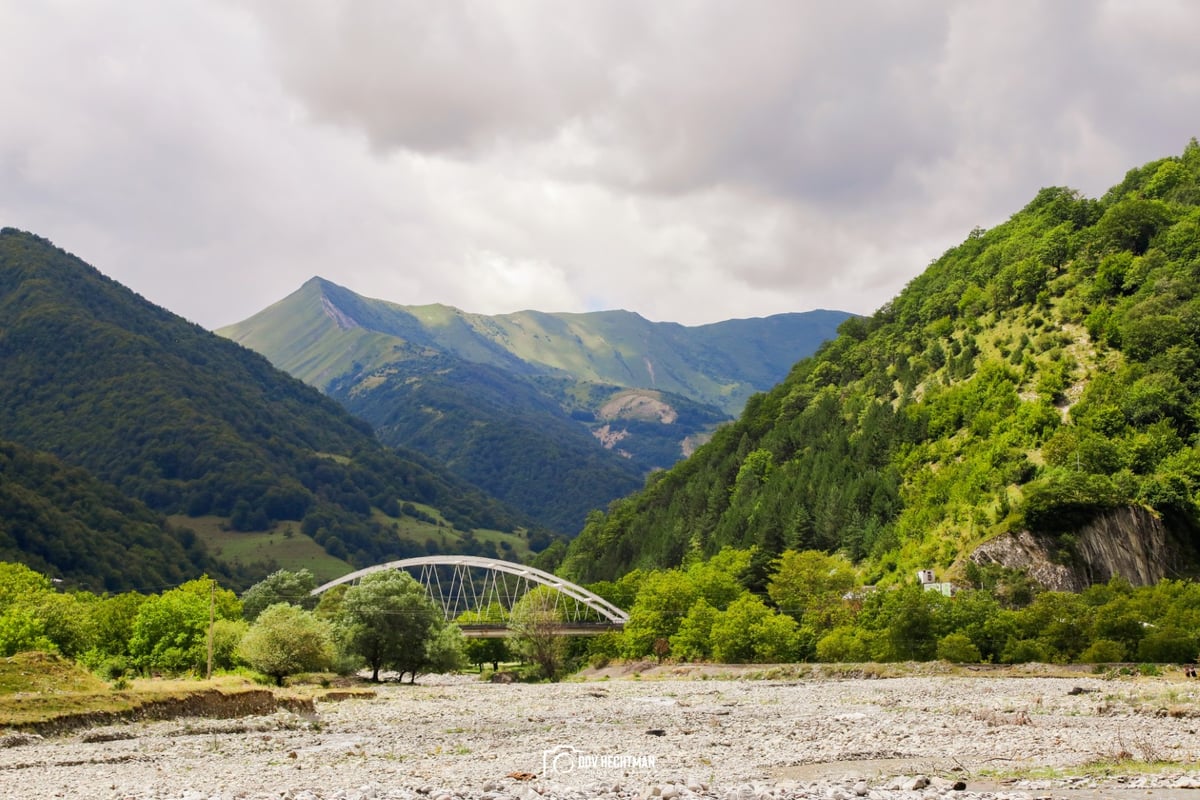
[311,556,628,637]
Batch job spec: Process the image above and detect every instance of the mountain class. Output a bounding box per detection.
[560,140,1200,591]
[219,279,849,531]
[0,229,536,585]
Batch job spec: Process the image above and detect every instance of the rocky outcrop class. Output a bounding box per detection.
[970,506,1180,591]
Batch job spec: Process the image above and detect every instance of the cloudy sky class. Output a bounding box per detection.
[2,2,1198,330]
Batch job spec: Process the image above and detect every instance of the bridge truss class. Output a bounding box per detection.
[311,556,628,635]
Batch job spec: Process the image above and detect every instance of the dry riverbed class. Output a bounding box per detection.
[3,669,1200,800]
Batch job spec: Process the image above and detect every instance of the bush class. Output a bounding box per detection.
[936,633,982,663]
[1079,639,1126,664]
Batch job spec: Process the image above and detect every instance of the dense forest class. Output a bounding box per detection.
[0,229,538,583]
[0,440,239,591]
[561,141,1200,587]
[327,355,646,533]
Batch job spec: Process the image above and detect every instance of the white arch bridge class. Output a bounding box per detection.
[312,556,628,637]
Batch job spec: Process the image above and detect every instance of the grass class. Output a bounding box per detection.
[0,652,107,695]
[370,505,534,561]
[0,653,358,732]
[0,653,251,728]
[172,515,353,583]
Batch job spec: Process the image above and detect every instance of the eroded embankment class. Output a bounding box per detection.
[4,688,316,737]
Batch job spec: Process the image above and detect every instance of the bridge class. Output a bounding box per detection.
[311,556,628,637]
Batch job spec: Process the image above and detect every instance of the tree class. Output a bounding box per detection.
[337,570,440,682]
[621,570,698,657]
[0,563,56,656]
[128,577,241,675]
[669,598,719,662]
[237,603,335,685]
[457,603,511,671]
[709,594,800,663]
[508,586,566,680]
[241,568,319,621]
[767,549,856,628]
[421,622,467,678]
[936,633,982,663]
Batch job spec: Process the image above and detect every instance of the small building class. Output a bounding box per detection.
[917,568,956,597]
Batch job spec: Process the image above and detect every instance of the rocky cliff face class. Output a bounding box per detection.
[969,506,1181,591]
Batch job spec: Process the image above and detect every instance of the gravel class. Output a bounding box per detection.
[3,673,1200,800]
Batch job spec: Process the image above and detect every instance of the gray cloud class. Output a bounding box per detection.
[1,1,1198,330]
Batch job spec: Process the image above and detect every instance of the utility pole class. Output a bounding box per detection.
[206,580,215,680]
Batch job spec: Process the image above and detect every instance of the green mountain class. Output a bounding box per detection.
[219,278,848,531]
[561,140,1200,591]
[0,229,535,585]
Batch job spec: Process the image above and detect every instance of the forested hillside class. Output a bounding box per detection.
[0,440,237,591]
[562,141,1200,588]
[0,229,534,582]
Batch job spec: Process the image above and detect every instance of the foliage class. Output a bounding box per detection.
[241,568,318,621]
[236,603,335,685]
[0,229,527,587]
[336,570,444,682]
[0,440,231,591]
[127,577,241,675]
[508,585,568,680]
[562,140,1200,587]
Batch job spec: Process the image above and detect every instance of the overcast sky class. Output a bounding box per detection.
[2,2,1198,330]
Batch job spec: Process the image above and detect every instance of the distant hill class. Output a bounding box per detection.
[0,229,538,586]
[219,279,848,531]
[560,140,1200,591]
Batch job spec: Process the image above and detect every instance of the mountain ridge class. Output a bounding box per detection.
[220,278,849,531]
[0,228,540,586]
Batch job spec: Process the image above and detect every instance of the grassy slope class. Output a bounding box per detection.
[219,279,849,416]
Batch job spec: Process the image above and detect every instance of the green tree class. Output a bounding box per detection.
[936,632,982,663]
[241,569,319,622]
[0,604,53,656]
[709,595,800,663]
[337,570,440,682]
[669,598,719,661]
[129,578,241,675]
[815,625,871,662]
[767,549,856,628]
[457,603,511,671]
[0,563,56,656]
[621,570,699,657]
[237,603,335,685]
[508,586,566,680]
[421,622,467,677]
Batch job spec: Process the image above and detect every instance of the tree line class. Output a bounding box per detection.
[0,561,575,685]
[587,547,1200,667]
[4,550,1198,688]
